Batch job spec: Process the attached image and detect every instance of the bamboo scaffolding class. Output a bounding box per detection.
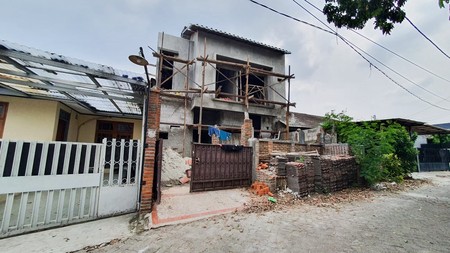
[154,39,295,144]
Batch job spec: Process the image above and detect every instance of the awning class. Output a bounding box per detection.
[0,40,148,118]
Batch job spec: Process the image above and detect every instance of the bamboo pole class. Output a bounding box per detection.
[197,57,293,79]
[244,58,250,120]
[285,65,291,140]
[198,38,207,143]
[182,47,190,157]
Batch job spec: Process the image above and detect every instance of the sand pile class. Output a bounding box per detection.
[162,148,190,184]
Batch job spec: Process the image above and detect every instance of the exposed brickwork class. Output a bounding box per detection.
[256,170,276,192]
[211,134,220,145]
[258,140,322,162]
[240,119,253,146]
[140,89,161,213]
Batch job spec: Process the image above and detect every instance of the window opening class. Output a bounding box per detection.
[56,109,70,141]
[95,120,134,143]
[160,51,177,90]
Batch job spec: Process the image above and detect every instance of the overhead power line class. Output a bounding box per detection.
[405,16,450,60]
[291,0,450,108]
[248,0,450,111]
[302,0,450,83]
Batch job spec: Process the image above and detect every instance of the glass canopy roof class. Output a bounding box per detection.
[0,40,148,117]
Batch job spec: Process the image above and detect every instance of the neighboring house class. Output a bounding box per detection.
[0,40,146,143]
[433,123,450,130]
[0,40,152,237]
[358,118,450,172]
[155,24,293,155]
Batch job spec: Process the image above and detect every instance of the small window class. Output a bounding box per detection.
[95,120,134,143]
[159,132,169,139]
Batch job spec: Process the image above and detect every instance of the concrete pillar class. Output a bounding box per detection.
[240,119,253,146]
[140,89,161,212]
[248,138,259,182]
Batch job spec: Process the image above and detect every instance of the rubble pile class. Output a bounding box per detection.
[250,181,273,196]
[162,148,191,184]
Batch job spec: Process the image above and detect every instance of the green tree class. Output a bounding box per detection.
[321,110,353,142]
[323,0,449,34]
[322,112,418,185]
[429,134,450,144]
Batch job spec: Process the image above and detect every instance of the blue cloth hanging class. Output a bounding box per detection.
[218,130,231,141]
[208,126,220,137]
[208,126,231,141]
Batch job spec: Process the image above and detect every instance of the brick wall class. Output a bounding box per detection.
[240,119,253,146]
[258,140,323,162]
[140,89,161,212]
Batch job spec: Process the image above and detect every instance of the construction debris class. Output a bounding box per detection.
[250,181,273,196]
[162,148,191,184]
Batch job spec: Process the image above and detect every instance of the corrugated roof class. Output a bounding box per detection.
[181,24,291,54]
[358,118,450,135]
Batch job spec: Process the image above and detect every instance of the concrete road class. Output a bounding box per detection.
[80,172,450,253]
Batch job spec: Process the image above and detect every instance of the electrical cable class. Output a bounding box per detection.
[248,0,450,111]
[302,0,450,83]
[405,16,450,60]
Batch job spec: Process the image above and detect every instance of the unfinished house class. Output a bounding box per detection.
[155,24,294,156]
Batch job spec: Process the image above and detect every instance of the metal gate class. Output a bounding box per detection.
[190,144,252,192]
[0,138,141,238]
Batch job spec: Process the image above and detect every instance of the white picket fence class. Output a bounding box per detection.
[0,139,141,238]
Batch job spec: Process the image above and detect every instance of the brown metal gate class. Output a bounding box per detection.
[191,144,252,192]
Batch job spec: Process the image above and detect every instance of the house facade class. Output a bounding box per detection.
[155,24,293,156]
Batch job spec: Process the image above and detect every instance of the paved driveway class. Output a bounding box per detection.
[80,172,450,253]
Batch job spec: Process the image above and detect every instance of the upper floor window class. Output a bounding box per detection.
[160,50,178,90]
[215,56,268,105]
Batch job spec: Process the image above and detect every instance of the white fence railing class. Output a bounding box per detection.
[0,139,141,238]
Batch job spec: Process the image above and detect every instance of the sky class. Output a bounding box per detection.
[1,0,449,124]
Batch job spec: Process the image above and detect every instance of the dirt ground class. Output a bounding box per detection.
[77,172,450,253]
